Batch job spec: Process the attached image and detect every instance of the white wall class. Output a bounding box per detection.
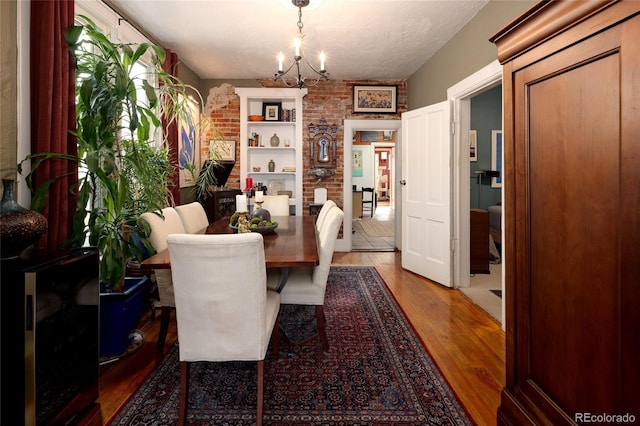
[351,146,375,191]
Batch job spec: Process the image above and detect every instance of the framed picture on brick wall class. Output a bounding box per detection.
[353,85,397,113]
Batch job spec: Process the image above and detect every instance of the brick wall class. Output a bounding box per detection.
[201,96,242,189]
[204,79,407,215]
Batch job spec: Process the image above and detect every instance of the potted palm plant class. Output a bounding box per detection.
[21,16,210,357]
[191,132,226,201]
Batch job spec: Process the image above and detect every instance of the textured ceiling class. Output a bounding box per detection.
[109,0,488,81]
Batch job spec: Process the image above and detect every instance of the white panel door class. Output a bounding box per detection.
[401,101,452,287]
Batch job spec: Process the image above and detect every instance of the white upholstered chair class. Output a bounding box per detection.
[167,233,281,426]
[175,201,209,233]
[260,194,290,216]
[315,199,337,233]
[140,207,185,352]
[268,206,344,350]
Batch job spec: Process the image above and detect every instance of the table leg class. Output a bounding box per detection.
[274,267,289,293]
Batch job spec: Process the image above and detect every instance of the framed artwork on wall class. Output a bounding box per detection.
[360,131,379,142]
[262,102,281,121]
[353,85,397,113]
[352,149,363,177]
[178,95,200,187]
[206,139,236,162]
[469,130,478,162]
[491,130,503,188]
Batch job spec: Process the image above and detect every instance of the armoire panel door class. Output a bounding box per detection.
[497,3,640,424]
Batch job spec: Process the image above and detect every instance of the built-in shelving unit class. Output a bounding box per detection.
[235,87,307,215]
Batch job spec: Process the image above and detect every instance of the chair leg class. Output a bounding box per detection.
[315,305,329,351]
[178,361,189,426]
[272,310,281,359]
[256,360,264,426]
[156,306,171,353]
[371,194,375,217]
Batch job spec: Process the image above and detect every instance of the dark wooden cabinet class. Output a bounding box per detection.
[199,189,242,223]
[1,248,100,425]
[470,209,489,274]
[491,1,640,424]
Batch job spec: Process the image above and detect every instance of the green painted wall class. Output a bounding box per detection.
[407,0,535,109]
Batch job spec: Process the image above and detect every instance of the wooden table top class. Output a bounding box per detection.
[136,215,319,271]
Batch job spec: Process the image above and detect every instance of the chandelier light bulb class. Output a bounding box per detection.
[294,37,301,58]
[274,0,329,89]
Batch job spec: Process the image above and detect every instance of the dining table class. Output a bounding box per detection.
[135,215,319,292]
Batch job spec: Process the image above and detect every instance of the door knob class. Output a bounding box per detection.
[400,180,406,185]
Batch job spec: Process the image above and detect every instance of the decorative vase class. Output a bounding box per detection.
[270,133,280,147]
[268,159,275,172]
[0,179,48,259]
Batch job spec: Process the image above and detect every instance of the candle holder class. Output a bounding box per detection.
[236,211,250,233]
[254,200,264,210]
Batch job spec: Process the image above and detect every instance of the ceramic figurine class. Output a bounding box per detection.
[237,212,250,233]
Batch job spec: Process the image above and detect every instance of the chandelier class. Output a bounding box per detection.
[274,0,329,88]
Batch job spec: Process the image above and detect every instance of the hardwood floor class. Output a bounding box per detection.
[79,251,505,425]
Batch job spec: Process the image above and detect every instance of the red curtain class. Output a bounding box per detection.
[30,0,77,250]
[162,48,181,205]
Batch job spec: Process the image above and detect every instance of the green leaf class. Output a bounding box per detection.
[142,79,158,109]
[64,25,84,52]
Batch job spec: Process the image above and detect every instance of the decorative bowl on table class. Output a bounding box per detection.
[229,221,278,234]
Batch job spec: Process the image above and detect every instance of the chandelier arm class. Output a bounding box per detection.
[274,60,302,87]
[274,0,328,89]
[302,55,329,79]
[280,78,298,88]
[274,59,299,80]
[299,75,324,88]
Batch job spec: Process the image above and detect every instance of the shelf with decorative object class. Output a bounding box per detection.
[247,172,297,177]
[236,87,307,215]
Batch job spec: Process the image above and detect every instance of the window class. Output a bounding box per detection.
[73,1,164,244]
[74,2,160,145]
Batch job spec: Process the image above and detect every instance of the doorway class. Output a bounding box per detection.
[338,119,402,253]
[460,85,503,323]
[352,134,396,251]
[448,59,505,328]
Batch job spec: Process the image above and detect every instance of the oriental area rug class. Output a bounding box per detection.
[111,266,472,425]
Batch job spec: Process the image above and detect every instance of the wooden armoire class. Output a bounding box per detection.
[490,1,639,424]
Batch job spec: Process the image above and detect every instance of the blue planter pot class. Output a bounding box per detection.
[100,276,148,357]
